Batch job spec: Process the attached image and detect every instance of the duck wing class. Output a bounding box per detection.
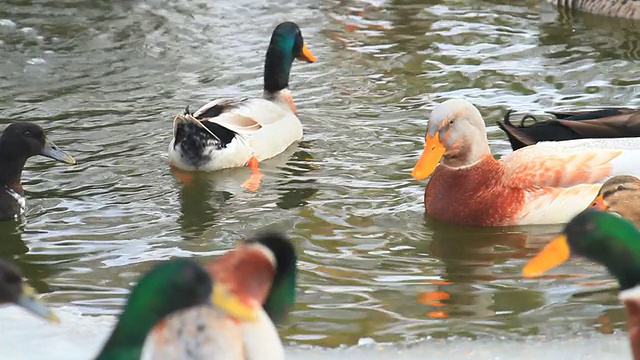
[498,108,640,150]
[553,109,640,138]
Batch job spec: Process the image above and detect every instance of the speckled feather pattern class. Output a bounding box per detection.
[549,0,640,20]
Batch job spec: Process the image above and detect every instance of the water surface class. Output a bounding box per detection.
[1,0,639,355]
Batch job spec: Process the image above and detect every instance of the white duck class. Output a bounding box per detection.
[168,21,316,190]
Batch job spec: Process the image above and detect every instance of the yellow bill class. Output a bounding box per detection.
[212,283,258,322]
[412,132,446,180]
[522,234,571,278]
[17,284,60,323]
[297,44,317,63]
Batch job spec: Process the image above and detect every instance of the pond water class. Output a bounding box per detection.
[0,0,639,357]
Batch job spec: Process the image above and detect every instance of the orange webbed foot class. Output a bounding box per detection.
[241,156,263,192]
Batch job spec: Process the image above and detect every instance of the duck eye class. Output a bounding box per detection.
[23,130,31,137]
[449,119,454,125]
[617,185,626,192]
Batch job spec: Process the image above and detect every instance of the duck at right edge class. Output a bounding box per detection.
[523,209,640,360]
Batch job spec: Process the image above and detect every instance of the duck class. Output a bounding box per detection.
[498,108,640,150]
[143,232,297,360]
[0,122,76,221]
[546,0,640,20]
[0,259,58,322]
[95,259,255,360]
[411,98,640,227]
[590,175,640,226]
[168,21,317,191]
[522,209,640,360]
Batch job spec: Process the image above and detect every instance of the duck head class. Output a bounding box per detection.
[590,176,640,226]
[412,99,491,180]
[264,21,316,93]
[0,122,76,165]
[523,209,640,291]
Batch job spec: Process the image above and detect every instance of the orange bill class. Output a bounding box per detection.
[412,132,446,180]
[522,234,571,278]
[297,44,317,63]
[590,194,608,211]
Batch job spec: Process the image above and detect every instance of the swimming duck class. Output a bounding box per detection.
[546,0,640,20]
[168,21,317,191]
[411,99,640,226]
[523,209,640,359]
[95,259,254,360]
[590,175,640,226]
[0,122,76,221]
[0,259,58,322]
[498,108,640,150]
[143,232,297,360]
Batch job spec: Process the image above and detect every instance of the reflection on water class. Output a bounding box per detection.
[0,0,639,351]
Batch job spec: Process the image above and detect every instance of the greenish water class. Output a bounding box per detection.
[0,0,639,354]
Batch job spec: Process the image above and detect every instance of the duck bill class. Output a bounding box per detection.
[412,133,445,180]
[212,283,258,322]
[590,194,609,211]
[296,44,317,63]
[522,234,571,278]
[16,284,59,323]
[41,138,76,165]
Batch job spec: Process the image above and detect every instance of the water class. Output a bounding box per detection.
[0,0,639,357]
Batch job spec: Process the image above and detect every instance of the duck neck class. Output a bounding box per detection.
[95,305,164,360]
[263,43,294,96]
[0,145,26,191]
[440,135,493,169]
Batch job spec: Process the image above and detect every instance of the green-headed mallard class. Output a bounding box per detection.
[168,21,316,191]
[523,209,640,359]
[95,259,254,360]
[0,122,75,221]
[0,259,58,322]
[143,232,297,360]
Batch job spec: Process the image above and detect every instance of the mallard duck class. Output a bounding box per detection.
[523,209,640,359]
[498,108,640,150]
[0,122,76,221]
[546,0,640,20]
[590,175,640,226]
[168,21,316,191]
[95,259,255,360]
[0,259,58,322]
[143,232,297,360]
[411,99,640,226]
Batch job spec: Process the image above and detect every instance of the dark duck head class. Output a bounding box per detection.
[263,21,316,95]
[0,122,75,220]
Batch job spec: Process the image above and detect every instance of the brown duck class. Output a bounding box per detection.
[497,108,640,150]
[546,0,640,20]
[590,175,640,226]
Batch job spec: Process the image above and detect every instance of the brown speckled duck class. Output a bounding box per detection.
[547,0,640,20]
[590,175,640,226]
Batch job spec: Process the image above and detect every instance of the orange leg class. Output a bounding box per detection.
[170,163,194,184]
[241,156,263,192]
